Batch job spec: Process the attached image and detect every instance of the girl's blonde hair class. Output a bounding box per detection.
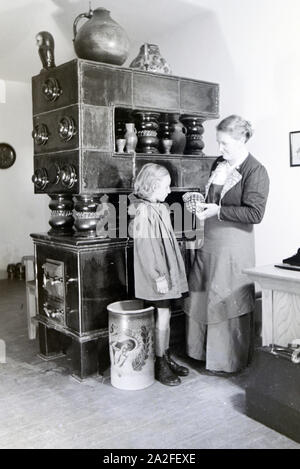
[134,163,170,199]
[217,115,253,142]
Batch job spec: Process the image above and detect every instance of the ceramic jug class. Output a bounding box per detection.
[73,6,130,65]
[124,123,138,153]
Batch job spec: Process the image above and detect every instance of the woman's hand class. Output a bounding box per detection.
[156,276,169,294]
[196,203,219,221]
[185,200,204,214]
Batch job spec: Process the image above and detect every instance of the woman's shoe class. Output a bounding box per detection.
[164,349,189,376]
[204,369,241,377]
[155,356,181,386]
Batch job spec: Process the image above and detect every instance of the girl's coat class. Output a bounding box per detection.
[129,197,188,301]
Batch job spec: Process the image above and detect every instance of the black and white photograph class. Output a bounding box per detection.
[0,0,300,453]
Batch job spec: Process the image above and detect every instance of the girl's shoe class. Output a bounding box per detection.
[155,356,181,386]
[164,349,189,376]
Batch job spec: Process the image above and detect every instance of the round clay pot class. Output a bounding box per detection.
[73,7,130,65]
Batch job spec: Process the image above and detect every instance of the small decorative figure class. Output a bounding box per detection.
[36,31,56,71]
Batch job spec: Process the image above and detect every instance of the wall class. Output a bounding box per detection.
[0,80,48,279]
[156,0,300,265]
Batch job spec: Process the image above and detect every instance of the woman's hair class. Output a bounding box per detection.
[216,115,253,142]
[134,163,170,199]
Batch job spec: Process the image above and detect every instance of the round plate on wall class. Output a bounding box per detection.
[0,143,16,169]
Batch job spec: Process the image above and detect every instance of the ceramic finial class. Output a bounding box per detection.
[35,31,55,71]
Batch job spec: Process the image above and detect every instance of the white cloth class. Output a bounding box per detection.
[210,154,248,186]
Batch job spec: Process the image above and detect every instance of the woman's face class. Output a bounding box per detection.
[217,131,245,162]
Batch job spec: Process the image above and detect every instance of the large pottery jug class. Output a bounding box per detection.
[73,7,130,65]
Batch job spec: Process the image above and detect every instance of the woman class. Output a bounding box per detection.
[185,115,269,373]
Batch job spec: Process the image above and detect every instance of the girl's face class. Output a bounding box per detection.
[217,131,245,162]
[151,174,171,202]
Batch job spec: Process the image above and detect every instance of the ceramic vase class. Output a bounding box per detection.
[162,139,173,155]
[130,43,172,74]
[116,138,126,153]
[124,123,138,153]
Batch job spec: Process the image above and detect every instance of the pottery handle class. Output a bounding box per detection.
[73,10,94,42]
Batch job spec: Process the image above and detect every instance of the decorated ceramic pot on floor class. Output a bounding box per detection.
[107,300,155,390]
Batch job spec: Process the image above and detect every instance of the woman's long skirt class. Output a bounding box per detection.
[186,313,252,372]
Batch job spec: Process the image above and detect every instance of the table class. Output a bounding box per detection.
[244,264,300,347]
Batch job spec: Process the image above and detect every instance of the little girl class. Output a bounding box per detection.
[128,163,189,386]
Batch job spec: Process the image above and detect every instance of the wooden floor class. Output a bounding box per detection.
[0,279,299,449]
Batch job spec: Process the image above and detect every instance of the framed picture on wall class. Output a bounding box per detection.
[289,131,300,166]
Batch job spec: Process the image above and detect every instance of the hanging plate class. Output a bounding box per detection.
[0,143,16,169]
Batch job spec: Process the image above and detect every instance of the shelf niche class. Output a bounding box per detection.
[113,107,205,157]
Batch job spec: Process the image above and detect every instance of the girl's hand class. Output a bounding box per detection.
[156,276,169,294]
[196,203,219,221]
